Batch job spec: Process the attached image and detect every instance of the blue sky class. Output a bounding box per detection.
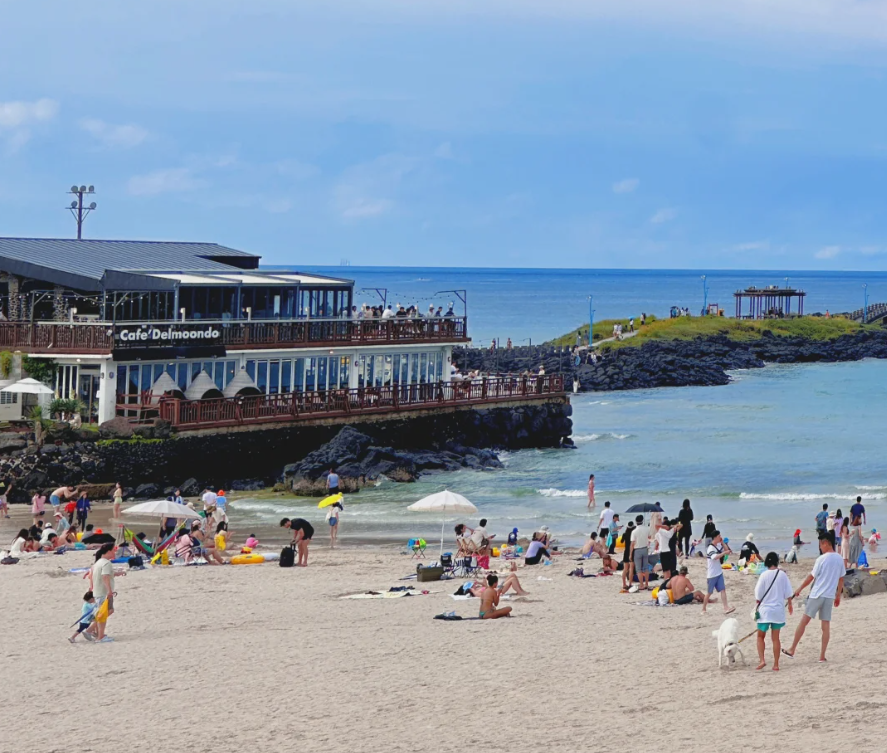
[2,0,887,269]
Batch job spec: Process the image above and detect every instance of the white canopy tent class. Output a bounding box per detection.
[407,490,478,556]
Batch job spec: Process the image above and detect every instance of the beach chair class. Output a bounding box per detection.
[127,528,178,564]
[408,538,427,559]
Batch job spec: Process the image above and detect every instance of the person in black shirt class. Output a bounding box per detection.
[280,517,315,567]
[701,515,716,555]
[677,498,694,558]
[620,521,635,590]
[739,533,761,563]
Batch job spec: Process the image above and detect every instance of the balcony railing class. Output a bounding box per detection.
[0,316,468,355]
[139,374,565,430]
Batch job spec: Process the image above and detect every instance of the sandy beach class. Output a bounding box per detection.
[1,505,885,753]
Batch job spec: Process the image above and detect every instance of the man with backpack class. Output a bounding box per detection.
[279,517,315,567]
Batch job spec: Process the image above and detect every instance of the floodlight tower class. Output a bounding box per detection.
[68,185,97,239]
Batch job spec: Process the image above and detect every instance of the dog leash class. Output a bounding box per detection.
[737,629,757,644]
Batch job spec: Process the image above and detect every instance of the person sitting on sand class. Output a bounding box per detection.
[192,521,224,565]
[669,566,705,605]
[581,533,618,572]
[175,528,194,563]
[464,571,529,598]
[525,534,551,565]
[479,574,513,619]
[244,534,259,550]
[740,533,761,564]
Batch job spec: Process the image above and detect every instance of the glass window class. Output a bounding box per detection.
[225,361,236,388]
[176,364,188,391]
[282,360,292,392]
[191,362,202,380]
[410,353,419,384]
[392,355,401,383]
[213,363,224,390]
[246,360,256,381]
[419,353,428,383]
[257,361,268,393]
[117,368,127,400]
[305,358,316,391]
[400,355,409,384]
[317,358,329,390]
[269,360,280,394]
[294,358,305,390]
[140,365,152,394]
[340,357,350,389]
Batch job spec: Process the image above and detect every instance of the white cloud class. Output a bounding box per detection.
[732,240,769,251]
[333,153,416,221]
[612,178,639,194]
[127,168,206,196]
[815,245,841,259]
[340,198,394,219]
[0,98,58,153]
[650,207,677,224]
[79,118,149,149]
[0,98,58,129]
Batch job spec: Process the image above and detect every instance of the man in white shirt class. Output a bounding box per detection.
[783,532,845,663]
[629,515,651,591]
[597,501,615,542]
[701,531,735,615]
[382,305,395,319]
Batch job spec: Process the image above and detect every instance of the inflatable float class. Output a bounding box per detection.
[230,552,279,565]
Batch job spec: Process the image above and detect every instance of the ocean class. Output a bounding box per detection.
[236,267,886,553]
[277,265,887,345]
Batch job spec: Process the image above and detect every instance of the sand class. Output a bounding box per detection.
[2,507,886,753]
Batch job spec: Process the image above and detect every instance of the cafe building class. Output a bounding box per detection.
[0,237,470,425]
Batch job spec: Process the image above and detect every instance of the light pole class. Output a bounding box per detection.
[587,295,595,345]
[863,283,869,323]
[701,275,709,316]
[68,185,96,240]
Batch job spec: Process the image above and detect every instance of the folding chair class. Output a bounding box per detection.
[408,538,427,559]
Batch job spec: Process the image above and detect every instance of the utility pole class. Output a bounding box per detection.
[68,185,97,239]
[587,294,595,345]
[863,283,869,323]
[701,275,709,316]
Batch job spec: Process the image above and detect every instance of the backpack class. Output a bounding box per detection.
[279,544,296,568]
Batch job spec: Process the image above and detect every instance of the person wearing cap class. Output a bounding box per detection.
[213,489,228,525]
[701,530,735,615]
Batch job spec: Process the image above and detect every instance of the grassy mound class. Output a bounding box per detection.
[548,316,870,349]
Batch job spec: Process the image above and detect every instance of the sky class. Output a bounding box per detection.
[2,0,887,270]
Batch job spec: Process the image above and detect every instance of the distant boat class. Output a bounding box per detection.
[340,258,351,266]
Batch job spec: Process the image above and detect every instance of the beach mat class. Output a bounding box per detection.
[341,591,435,600]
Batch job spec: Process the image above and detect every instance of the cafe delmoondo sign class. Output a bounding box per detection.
[113,324,224,355]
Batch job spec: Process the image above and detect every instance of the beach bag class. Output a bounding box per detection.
[127,556,144,569]
[1,556,18,565]
[279,544,296,568]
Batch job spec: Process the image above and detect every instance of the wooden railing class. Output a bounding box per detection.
[149,375,566,430]
[0,317,468,354]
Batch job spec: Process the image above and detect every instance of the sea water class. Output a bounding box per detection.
[235,359,887,553]
[281,265,887,345]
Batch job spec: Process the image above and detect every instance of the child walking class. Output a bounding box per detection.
[69,591,97,643]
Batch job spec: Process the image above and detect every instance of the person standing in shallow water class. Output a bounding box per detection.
[677,499,694,558]
[587,474,595,510]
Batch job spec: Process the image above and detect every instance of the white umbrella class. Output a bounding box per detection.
[122,499,203,519]
[1,377,54,395]
[408,490,478,556]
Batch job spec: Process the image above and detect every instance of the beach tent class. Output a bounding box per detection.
[408,490,477,556]
[223,368,262,398]
[184,370,223,401]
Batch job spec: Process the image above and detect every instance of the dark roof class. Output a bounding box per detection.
[0,237,260,290]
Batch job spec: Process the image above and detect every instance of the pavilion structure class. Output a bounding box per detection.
[734,285,805,319]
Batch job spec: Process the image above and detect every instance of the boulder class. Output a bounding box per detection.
[99,417,135,439]
[0,433,27,453]
[843,570,887,598]
[134,483,160,499]
[178,477,201,496]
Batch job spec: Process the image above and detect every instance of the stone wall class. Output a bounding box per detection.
[3,400,572,500]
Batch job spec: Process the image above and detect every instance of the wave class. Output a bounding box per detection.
[739,492,886,501]
[536,488,586,498]
[854,485,886,491]
[571,432,632,442]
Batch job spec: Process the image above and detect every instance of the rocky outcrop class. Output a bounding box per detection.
[843,569,887,598]
[281,426,504,495]
[1,401,572,501]
[455,329,887,393]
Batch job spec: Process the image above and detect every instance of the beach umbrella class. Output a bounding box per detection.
[625,503,660,514]
[408,490,478,556]
[318,492,344,509]
[122,499,203,520]
[185,371,222,401]
[223,368,262,398]
[1,377,53,394]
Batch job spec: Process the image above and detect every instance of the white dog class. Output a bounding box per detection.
[713,617,745,667]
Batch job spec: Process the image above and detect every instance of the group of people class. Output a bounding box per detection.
[814,497,872,569]
[351,303,455,320]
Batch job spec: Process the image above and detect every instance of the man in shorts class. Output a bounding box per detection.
[701,531,735,615]
[669,566,705,605]
[629,514,651,591]
[280,517,315,567]
[783,532,844,663]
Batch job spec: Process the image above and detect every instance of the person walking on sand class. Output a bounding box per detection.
[112,482,123,519]
[754,552,794,671]
[677,499,694,558]
[75,490,91,531]
[783,532,844,663]
[597,501,615,543]
[815,503,829,536]
[88,543,117,643]
[0,481,12,518]
[587,474,596,510]
[280,518,314,567]
[326,501,343,547]
[50,485,76,516]
[701,531,735,615]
